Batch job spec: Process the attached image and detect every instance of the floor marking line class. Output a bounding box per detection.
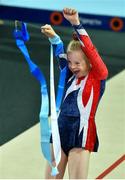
[96,154,125,179]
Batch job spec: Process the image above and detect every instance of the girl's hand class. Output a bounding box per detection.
[63,8,80,25]
[41,24,56,38]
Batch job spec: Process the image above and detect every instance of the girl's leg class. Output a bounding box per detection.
[45,148,68,179]
[68,148,91,179]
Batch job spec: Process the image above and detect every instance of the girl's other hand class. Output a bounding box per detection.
[41,24,56,38]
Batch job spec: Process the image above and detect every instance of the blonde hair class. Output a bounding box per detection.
[67,40,81,52]
[67,40,90,67]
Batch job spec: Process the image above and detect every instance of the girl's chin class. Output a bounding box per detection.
[75,74,81,78]
[74,72,82,78]
[75,73,87,79]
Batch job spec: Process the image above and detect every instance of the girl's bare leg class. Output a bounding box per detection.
[68,148,91,179]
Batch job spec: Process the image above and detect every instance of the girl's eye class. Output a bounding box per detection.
[76,62,80,65]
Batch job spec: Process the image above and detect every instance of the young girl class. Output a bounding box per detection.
[41,8,108,179]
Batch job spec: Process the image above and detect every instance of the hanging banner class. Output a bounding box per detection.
[0,5,125,32]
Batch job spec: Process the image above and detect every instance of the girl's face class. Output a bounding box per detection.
[67,50,90,78]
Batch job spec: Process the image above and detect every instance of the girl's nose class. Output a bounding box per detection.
[70,64,76,69]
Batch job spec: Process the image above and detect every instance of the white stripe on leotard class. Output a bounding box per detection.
[77,78,94,147]
[63,75,82,101]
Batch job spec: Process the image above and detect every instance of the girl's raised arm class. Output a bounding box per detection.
[63,8,108,80]
[41,24,67,70]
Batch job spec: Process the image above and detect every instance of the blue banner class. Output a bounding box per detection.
[0,5,125,32]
